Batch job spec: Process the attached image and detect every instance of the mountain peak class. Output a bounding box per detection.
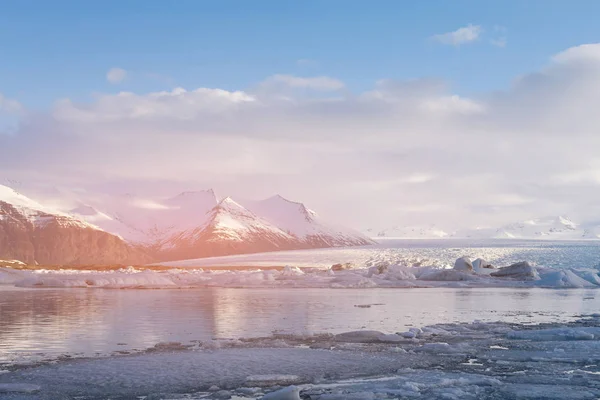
[215,197,249,214]
[0,184,70,218]
[262,194,316,221]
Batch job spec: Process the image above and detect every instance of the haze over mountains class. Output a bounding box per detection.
[0,184,373,265]
[3,180,600,266]
[366,216,600,240]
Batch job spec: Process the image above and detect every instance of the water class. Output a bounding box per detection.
[1,285,599,366]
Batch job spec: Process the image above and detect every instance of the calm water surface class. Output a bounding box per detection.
[1,286,599,366]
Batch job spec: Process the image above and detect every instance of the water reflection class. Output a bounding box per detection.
[0,286,598,365]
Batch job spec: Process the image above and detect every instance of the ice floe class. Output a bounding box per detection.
[2,255,599,289]
[1,316,599,399]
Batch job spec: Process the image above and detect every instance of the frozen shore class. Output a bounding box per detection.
[1,256,599,289]
[1,315,599,399]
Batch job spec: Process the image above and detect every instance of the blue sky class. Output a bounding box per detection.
[3,0,600,109]
[3,1,600,230]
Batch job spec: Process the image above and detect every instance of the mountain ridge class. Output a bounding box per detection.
[365,216,600,240]
[64,189,374,262]
[0,185,151,265]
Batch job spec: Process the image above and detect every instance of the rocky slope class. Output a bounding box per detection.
[0,185,150,265]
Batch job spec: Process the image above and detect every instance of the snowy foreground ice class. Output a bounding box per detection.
[1,315,599,399]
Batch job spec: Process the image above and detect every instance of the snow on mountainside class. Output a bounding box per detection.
[70,190,218,246]
[246,195,374,247]
[365,225,450,239]
[156,197,297,260]
[364,216,600,240]
[200,197,293,243]
[457,216,600,240]
[69,191,372,261]
[0,185,97,230]
[0,185,149,265]
[495,216,578,239]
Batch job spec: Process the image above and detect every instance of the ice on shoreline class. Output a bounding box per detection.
[1,256,599,289]
[1,316,599,399]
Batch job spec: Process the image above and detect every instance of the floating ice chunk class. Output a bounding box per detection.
[317,393,376,400]
[418,269,478,281]
[334,330,401,343]
[536,268,599,288]
[473,258,494,271]
[416,342,453,353]
[507,327,598,341]
[454,257,473,272]
[280,266,304,277]
[381,265,416,281]
[416,342,473,354]
[366,261,390,276]
[399,327,422,339]
[246,375,302,387]
[0,383,42,393]
[261,385,301,400]
[491,261,539,280]
[330,276,378,288]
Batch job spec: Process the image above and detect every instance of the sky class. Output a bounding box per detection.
[2,1,600,231]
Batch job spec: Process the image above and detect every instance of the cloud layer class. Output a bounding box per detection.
[3,44,600,230]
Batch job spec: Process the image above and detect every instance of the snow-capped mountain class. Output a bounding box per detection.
[245,195,374,248]
[69,191,374,261]
[70,190,219,246]
[457,216,600,240]
[0,185,149,265]
[156,197,299,260]
[363,216,600,240]
[364,225,450,239]
[494,216,577,239]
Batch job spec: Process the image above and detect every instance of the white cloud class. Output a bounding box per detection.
[420,95,485,115]
[552,43,600,64]
[54,87,255,123]
[106,67,127,84]
[264,74,345,91]
[6,43,600,230]
[432,24,482,46]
